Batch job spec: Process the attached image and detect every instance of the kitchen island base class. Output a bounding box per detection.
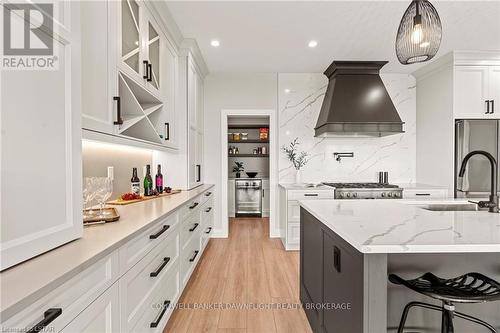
[300,208,500,333]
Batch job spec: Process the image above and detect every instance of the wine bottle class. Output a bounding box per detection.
[143,165,153,196]
[156,164,163,193]
[131,168,140,195]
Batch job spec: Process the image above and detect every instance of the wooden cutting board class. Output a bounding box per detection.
[107,189,181,205]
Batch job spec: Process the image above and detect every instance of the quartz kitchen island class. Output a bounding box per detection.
[299,199,500,333]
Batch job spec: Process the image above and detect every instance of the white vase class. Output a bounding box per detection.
[295,169,302,184]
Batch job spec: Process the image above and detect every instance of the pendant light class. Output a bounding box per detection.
[395,0,442,65]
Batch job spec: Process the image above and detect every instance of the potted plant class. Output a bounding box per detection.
[232,161,244,178]
[282,138,309,184]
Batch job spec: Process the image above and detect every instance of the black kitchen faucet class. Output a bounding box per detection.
[459,150,499,213]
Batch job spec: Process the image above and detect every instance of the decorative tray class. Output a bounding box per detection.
[107,189,182,206]
[83,207,120,225]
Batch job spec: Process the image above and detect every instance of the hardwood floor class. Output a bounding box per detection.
[164,218,312,333]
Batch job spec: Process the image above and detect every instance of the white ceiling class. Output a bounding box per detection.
[166,1,500,74]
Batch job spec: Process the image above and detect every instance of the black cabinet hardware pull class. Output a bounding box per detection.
[165,122,170,141]
[150,257,171,277]
[189,223,199,232]
[491,100,495,114]
[143,60,149,79]
[263,189,265,198]
[333,246,341,273]
[189,202,199,209]
[113,96,122,125]
[149,225,170,239]
[150,300,170,328]
[415,193,431,196]
[205,191,212,197]
[196,165,201,182]
[205,227,212,234]
[147,63,153,82]
[304,193,319,197]
[486,100,490,114]
[27,308,62,333]
[189,250,199,262]
[205,207,212,213]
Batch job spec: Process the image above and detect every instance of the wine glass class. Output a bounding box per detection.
[83,177,97,218]
[100,178,113,216]
[94,177,113,218]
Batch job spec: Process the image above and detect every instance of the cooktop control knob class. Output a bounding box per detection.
[339,193,344,199]
[381,193,386,198]
[346,193,351,198]
[388,192,393,197]
[353,193,358,198]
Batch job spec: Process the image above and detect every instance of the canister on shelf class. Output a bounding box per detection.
[228,133,233,141]
[241,133,248,140]
[233,132,241,141]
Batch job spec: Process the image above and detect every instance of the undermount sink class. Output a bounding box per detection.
[418,203,479,212]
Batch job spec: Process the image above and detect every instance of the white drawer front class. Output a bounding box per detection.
[1,251,119,332]
[287,222,300,245]
[288,190,335,201]
[180,236,201,287]
[129,267,180,333]
[287,201,301,222]
[120,212,178,274]
[403,189,449,199]
[180,196,202,220]
[201,189,214,205]
[200,199,214,226]
[120,228,179,332]
[180,213,201,250]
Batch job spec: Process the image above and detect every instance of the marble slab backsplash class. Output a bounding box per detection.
[278,73,416,184]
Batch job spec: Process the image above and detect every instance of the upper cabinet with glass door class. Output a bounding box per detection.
[118,0,162,98]
[119,0,143,82]
[145,14,161,94]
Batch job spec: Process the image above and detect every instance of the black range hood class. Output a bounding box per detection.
[314,61,404,137]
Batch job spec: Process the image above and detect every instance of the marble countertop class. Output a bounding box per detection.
[396,183,448,189]
[299,199,500,254]
[0,184,214,320]
[279,183,331,190]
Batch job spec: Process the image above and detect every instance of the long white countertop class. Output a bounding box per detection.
[0,184,214,320]
[299,199,500,254]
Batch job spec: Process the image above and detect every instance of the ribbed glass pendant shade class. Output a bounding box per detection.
[396,0,442,65]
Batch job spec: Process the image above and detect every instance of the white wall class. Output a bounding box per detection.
[204,74,278,236]
[278,73,417,184]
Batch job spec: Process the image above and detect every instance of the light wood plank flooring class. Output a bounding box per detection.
[164,218,312,333]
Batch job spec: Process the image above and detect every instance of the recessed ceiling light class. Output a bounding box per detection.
[308,40,318,48]
[284,88,291,94]
[210,40,220,47]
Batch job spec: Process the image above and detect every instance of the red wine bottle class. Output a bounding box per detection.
[144,165,153,196]
[156,165,163,193]
[131,168,140,195]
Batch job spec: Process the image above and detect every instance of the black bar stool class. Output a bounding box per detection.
[389,272,500,333]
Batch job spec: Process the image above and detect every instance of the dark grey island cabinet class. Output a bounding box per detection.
[300,208,375,333]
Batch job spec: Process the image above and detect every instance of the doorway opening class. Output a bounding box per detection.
[220,109,278,238]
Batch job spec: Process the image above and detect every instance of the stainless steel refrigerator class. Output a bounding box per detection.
[455,119,500,198]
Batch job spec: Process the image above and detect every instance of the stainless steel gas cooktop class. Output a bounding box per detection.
[322,182,403,199]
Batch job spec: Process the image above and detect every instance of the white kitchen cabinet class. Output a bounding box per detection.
[279,186,335,250]
[263,179,270,217]
[490,66,500,116]
[454,66,496,118]
[228,180,236,217]
[0,2,82,270]
[186,54,204,188]
[81,0,118,134]
[61,283,120,333]
[81,0,178,149]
